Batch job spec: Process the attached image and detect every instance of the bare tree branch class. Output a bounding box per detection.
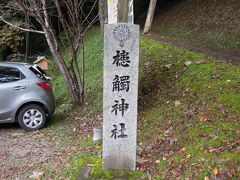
[0,16,45,34]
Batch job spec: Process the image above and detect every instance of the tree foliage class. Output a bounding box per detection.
[0,24,24,52]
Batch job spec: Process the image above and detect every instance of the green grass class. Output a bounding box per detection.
[48,27,240,179]
[47,26,104,116]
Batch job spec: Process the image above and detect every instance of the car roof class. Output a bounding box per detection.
[0,61,33,68]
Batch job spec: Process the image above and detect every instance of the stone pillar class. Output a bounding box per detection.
[103,23,139,170]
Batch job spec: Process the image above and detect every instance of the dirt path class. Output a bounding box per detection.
[147,33,240,64]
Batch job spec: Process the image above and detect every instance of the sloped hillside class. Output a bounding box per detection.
[152,0,240,51]
[52,28,240,179]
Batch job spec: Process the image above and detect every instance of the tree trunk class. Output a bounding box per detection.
[25,12,29,62]
[107,0,134,24]
[143,0,157,34]
[54,0,83,107]
[44,28,82,108]
[99,0,108,37]
[117,0,129,23]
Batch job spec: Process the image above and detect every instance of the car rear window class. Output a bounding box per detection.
[29,66,48,81]
[0,66,24,83]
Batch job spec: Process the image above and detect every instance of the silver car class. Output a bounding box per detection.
[0,62,55,131]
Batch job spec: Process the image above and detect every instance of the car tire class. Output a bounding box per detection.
[18,104,46,131]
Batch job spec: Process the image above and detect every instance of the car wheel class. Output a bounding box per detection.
[18,104,46,131]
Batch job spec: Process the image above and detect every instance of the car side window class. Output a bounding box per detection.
[0,66,24,83]
[29,66,48,81]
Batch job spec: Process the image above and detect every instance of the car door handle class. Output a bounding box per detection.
[14,86,26,90]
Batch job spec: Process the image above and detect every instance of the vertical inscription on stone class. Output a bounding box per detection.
[103,23,139,170]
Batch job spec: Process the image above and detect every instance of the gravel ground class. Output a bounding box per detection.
[0,123,76,179]
[0,114,102,179]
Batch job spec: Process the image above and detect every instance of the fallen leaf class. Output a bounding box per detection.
[200,113,209,122]
[208,147,222,153]
[217,104,225,114]
[164,64,172,69]
[186,154,191,159]
[204,177,210,180]
[139,111,146,116]
[175,100,181,107]
[212,167,219,175]
[164,126,173,136]
[56,152,63,156]
[137,158,149,164]
[236,128,240,133]
[184,61,192,66]
[196,60,206,64]
[29,171,44,180]
[180,147,186,152]
[155,160,160,164]
[87,164,94,167]
[176,72,180,79]
[26,163,34,167]
[169,137,178,145]
[11,132,24,137]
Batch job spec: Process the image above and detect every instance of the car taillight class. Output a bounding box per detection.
[37,82,52,91]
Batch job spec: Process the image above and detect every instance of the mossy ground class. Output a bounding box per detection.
[137,37,240,178]
[47,28,239,179]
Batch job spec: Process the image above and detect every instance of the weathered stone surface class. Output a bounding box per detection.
[76,164,92,180]
[103,23,139,170]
